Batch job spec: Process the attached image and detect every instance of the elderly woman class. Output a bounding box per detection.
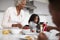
[2,0,28,28]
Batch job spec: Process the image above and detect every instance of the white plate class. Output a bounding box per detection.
[25,32,39,35]
[18,35,34,40]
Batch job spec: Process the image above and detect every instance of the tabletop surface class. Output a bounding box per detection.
[0,30,38,40]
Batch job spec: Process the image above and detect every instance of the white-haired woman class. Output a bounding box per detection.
[2,0,28,28]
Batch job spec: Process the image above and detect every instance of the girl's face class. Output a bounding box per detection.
[34,16,39,23]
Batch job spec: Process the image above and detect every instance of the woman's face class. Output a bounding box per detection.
[34,16,39,23]
[19,0,26,9]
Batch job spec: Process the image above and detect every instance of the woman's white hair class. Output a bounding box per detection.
[14,0,22,6]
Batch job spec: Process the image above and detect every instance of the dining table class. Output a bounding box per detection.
[0,27,59,40]
[0,28,39,40]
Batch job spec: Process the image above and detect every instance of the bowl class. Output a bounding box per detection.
[11,27,22,34]
[22,29,31,34]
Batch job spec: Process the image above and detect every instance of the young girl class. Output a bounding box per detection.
[28,14,40,32]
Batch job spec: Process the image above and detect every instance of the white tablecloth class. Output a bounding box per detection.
[0,29,59,40]
[0,30,38,40]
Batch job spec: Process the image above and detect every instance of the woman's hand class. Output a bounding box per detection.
[12,23,22,28]
[16,23,23,28]
[12,24,17,27]
[46,26,53,32]
[46,26,57,32]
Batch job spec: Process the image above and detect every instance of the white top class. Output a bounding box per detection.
[2,7,29,27]
[29,21,37,28]
[44,29,59,40]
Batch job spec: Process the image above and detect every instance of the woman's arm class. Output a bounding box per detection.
[47,26,60,31]
[56,27,60,31]
[2,9,12,27]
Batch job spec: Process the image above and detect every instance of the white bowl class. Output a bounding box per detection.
[22,29,31,34]
[11,27,22,34]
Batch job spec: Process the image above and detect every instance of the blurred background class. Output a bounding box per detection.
[0,0,56,27]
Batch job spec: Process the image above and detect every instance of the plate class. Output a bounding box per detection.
[25,32,39,35]
[18,35,34,40]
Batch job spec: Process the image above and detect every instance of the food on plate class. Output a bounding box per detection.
[25,36,32,40]
[2,30,10,35]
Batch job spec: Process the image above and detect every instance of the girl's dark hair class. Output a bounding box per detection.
[49,0,60,12]
[28,14,40,24]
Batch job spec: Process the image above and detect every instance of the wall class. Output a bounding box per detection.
[0,12,4,24]
[34,1,49,15]
[0,0,14,11]
[0,12,4,28]
[46,16,56,26]
[34,0,48,3]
